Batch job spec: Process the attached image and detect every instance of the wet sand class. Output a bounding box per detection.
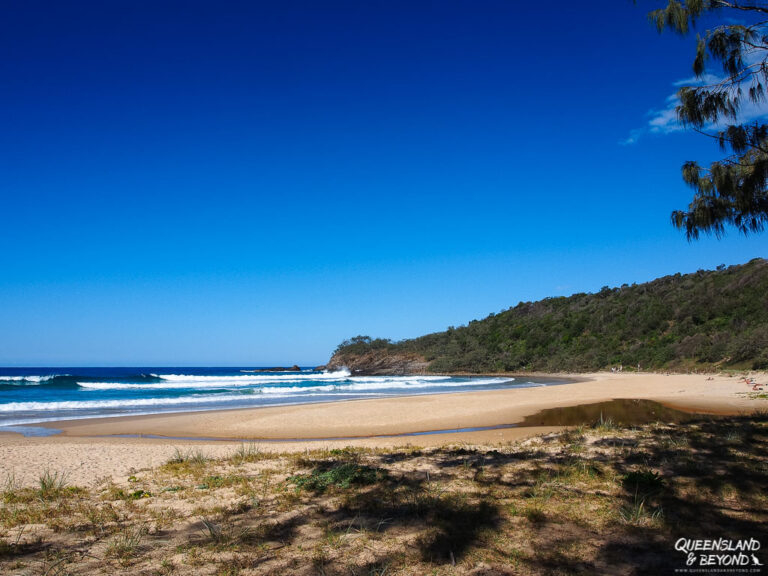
[1,371,764,486]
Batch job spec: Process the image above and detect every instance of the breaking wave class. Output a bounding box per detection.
[0,367,554,426]
[74,371,507,392]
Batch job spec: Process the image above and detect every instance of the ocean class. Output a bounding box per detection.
[0,367,560,430]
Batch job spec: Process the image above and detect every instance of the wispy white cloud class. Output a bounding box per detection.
[671,73,720,87]
[647,101,684,134]
[623,53,768,145]
[620,128,644,146]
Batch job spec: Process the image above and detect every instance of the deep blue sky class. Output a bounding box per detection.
[1,1,766,366]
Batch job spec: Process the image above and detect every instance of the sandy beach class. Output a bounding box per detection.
[1,371,764,487]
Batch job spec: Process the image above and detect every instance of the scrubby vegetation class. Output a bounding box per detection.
[288,461,385,493]
[334,259,768,372]
[1,414,767,574]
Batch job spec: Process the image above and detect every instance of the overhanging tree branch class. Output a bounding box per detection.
[649,0,768,238]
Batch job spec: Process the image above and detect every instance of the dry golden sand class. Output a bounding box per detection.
[1,371,765,487]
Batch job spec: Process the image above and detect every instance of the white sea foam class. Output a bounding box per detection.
[0,390,405,413]
[77,369,352,390]
[76,374,514,392]
[0,394,266,412]
[266,378,516,394]
[158,369,351,383]
[0,372,542,425]
[77,379,343,390]
[347,375,451,383]
[0,393,400,427]
[343,377,515,390]
[0,375,56,383]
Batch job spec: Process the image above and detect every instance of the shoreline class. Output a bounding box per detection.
[1,371,765,487]
[38,370,763,439]
[0,371,564,433]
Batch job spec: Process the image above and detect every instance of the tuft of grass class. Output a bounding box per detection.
[161,448,210,476]
[38,470,68,500]
[311,544,330,574]
[559,426,587,453]
[723,430,743,444]
[657,433,689,450]
[523,504,546,523]
[2,473,18,495]
[524,472,556,501]
[167,447,208,466]
[199,517,255,549]
[200,517,224,543]
[367,562,390,576]
[36,551,76,576]
[621,469,665,495]
[157,557,176,575]
[289,462,385,494]
[593,412,619,432]
[1,474,21,506]
[618,493,664,526]
[0,525,26,558]
[230,443,265,464]
[105,524,147,563]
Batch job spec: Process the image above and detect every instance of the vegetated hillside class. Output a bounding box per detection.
[331,259,768,373]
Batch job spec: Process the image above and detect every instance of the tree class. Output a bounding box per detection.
[650,1,768,238]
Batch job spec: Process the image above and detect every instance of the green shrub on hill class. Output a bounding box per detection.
[334,259,768,373]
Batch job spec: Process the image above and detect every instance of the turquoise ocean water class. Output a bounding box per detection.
[0,367,561,430]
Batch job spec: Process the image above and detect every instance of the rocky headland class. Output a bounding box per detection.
[325,349,429,376]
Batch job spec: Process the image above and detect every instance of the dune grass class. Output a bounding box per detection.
[1,413,766,574]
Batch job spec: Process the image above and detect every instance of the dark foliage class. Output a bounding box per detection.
[648,1,768,238]
[288,462,385,494]
[334,259,768,372]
